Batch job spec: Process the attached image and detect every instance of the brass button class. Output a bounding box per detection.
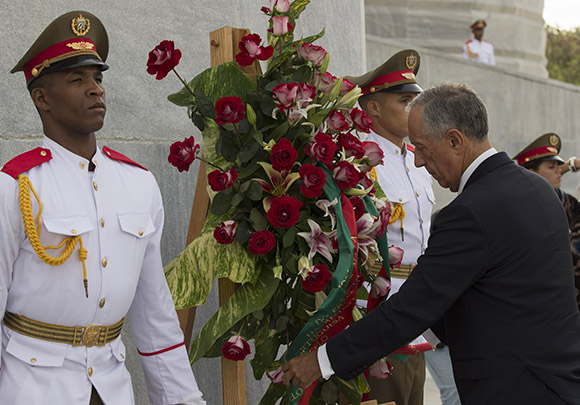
[99,298,106,308]
[88,367,93,377]
[395,150,399,155]
[40,151,47,157]
[120,354,125,359]
[138,230,144,236]
[71,229,78,234]
[93,181,98,191]
[30,358,37,364]
[79,162,86,169]
[420,218,424,223]
[416,190,420,197]
[406,166,410,171]
[101,218,105,228]
[399,197,403,202]
[102,257,108,267]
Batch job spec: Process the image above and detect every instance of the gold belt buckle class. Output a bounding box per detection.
[82,324,101,347]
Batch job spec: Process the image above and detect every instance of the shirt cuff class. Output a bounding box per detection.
[317,343,335,380]
[176,391,206,405]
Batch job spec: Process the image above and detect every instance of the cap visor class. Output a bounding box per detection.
[385,83,422,93]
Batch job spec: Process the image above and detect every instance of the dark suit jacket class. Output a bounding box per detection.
[327,152,580,404]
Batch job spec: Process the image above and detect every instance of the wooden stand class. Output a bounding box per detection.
[176,26,262,405]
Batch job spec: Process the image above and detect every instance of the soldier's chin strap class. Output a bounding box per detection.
[18,174,89,298]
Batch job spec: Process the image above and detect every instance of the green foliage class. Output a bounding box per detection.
[545,25,580,85]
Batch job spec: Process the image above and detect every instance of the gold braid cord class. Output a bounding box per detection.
[389,202,405,241]
[18,174,89,298]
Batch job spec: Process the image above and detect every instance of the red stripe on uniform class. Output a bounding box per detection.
[137,342,184,357]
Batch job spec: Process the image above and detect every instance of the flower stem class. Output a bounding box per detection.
[172,69,196,99]
[197,156,224,171]
[233,124,243,147]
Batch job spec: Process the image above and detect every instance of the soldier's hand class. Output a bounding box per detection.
[281,350,322,389]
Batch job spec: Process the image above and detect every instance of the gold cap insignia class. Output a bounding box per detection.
[66,42,95,51]
[71,14,91,36]
[406,53,417,70]
[549,134,558,146]
[401,72,416,80]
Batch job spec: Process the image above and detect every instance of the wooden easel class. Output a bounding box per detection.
[176,26,262,405]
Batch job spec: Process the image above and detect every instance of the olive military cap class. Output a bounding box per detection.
[512,133,565,166]
[345,49,422,96]
[471,19,486,30]
[11,11,109,86]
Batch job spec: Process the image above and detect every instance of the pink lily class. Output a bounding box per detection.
[297,219,335,263]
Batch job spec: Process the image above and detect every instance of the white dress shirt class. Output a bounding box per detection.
[462,39,495,66]
[0,137,204,404]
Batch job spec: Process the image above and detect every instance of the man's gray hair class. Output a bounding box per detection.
[407,82,488,141]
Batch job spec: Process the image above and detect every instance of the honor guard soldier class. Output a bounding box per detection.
[513,133,580,313]
[0,11,205,404]
[340,50,442,405]
[463,19,496,66]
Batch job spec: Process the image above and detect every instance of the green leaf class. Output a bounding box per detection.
[275,315,289,332]
[291,65,312,83]
[250,334,282,379]
[258,382,288,405]
[210,188,234,216]
[250,208,268,231]
[189,268,280,363]
[283,227,297,248]
[320,380,339,404]
[269,121,291,142]
[246,180,264,201]
[231,192,244,206]
[164,212,261,309]
[195,90,216,118]
[246,103,257,126]
[239,141,261,163]
[168,62,256,107]
[289,0,311,20]
[333,375,363,405]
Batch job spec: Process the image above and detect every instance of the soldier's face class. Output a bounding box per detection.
[532,160,562,189]
[473,28,484,40]
[370,91,418,141]
[40,65,106,136]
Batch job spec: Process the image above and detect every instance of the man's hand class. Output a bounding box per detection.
[281,350,322,389]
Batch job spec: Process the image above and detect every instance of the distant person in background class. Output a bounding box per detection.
[462,20,495,66]
[513,132,580,312]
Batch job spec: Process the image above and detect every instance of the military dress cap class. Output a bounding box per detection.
[512,133,565,166]
[471,19,487,30]
[345,49,421,96]
[11,11,109,86]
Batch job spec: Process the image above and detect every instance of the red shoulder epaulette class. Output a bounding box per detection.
[466,39,473,44]
[406,144,415,153]
[1,147,52,179]
[102,146,148,171]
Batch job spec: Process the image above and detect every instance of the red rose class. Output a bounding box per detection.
[332,160,360,190]
[338,133,365,159]
[301,264,332,293]
[167,136,199,172]
[339,78,356,96]
[221,335,251,361]
[350,108,374,133]
[361,141,384,169]
[299,164,326,198]
[248,230,277,255]
[305,132,337,166]
[357,174,376,196]
[266,196,303,228]
[208,168,238,192]
[272,83,300,110]
[270,138,298,171]
[147,40,182,80]
[350,196,365,220]
[297,43,327,66]
[215,96,245,125]
[313,71,337,94]
[326,110,350,133]
[235,33,274,66]
[214,220,237,244]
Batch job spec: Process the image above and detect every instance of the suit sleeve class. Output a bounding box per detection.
[327,202,489,380]
[0,174,24,370]
[126,179,205,405]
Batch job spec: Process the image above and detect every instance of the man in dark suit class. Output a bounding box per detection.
[282,82,580,404]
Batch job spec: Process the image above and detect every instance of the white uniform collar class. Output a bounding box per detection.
[458,147,497,194]
[368,130,409,157]
[43,136,103,171]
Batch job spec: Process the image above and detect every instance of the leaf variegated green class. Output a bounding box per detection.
[332,375,363,405]
[188,266,280,364]
[164,212,261,309]
[289,0,310,20]
[167,62,256,107]
[251,333,282,380]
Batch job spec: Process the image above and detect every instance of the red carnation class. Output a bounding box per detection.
[305,132,337,166]
[302,264,332,293]
[248,230,277,255]
[221,335,251,361]
[299,164,326,198]
[215,96,245,125]
[208,168,238,192]
[266,196,303,228]
[235,33,274,66]
[167,136,199,172]
[271,138,298,171]
[147,40,182,80]
[214,220,237,244]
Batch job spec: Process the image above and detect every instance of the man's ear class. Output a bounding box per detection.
[446,129,466,152]
[365,99,380,118]
[30,87,50,112]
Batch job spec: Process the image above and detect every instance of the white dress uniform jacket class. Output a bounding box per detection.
[462,39,496,66]
[0,137,204,405]
[368,132,435,346]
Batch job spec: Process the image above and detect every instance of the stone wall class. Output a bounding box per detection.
[0,1,365,404]
[366,36,580,208]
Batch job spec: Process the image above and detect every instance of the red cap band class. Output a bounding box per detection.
[361,70,415,95]
[516,146,558,165]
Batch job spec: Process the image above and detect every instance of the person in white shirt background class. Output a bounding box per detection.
[463,19,496,66]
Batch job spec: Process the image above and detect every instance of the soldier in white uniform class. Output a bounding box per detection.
[462,19,495,66]
[0,11,205,405]
[346,50,435,405]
